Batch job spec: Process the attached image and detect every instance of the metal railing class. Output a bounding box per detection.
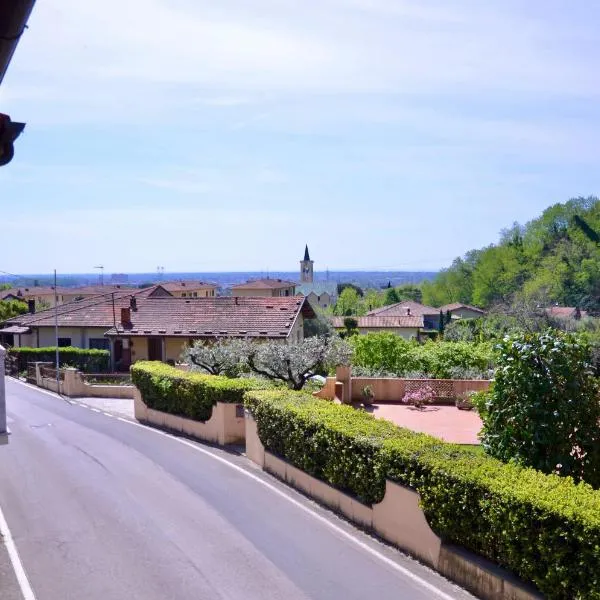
[39,365,64,381]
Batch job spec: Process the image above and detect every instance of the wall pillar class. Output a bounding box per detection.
[335,365,352,404]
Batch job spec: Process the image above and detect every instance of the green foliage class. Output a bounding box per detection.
[337,282,363,297]
[422,197,600,310]
[333,287,365,316]
[245,390,600,599]
[0,299,28,321]
[8,346,110,372]
[481,330,600,487]
[131,361,264,421]
[383,287,400,305]
[349,333,493,378]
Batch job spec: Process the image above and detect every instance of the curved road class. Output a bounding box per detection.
[0,378,475,600]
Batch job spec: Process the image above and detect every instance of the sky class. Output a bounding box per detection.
[1,0,599,275]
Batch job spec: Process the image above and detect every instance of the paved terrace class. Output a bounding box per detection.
[368,404,483,445]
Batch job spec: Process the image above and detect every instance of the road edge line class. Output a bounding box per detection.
[0,503,36,600]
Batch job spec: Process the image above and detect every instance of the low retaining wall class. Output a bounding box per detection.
[315,367,491,404]
[245,413,541,600]
[133,388,245,446]
[34,365,134,398]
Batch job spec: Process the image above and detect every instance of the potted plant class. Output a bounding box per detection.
[361,385,375,406]
[402,385,435,410]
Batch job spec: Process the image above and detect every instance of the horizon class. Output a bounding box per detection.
[1,2,599,273]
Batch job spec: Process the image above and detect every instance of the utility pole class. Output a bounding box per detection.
[54,269,60,394]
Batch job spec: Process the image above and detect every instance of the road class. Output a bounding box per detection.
[0,378,475,600]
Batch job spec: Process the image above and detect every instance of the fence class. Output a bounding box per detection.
[81,373,132,386]
[39,365,65,381]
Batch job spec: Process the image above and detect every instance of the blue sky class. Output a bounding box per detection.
[1,0,599,274]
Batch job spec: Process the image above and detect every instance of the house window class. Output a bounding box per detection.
[89,338,110,351]
[193,292,198,297]
[285,290,289,296]
[182,292,187,297]
[58,337,71,347]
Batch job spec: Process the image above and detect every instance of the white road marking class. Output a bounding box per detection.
[0,503,36,600]
[9,377,460,600]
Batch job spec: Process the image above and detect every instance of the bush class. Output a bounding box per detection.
[131,361,264,421]
[245,390,600,599]
[8,346,110,373]
[481,330,600,487]
[350,333,494,378]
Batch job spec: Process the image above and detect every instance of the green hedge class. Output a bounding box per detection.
[8,346,110,373]
[131,361,264,422]
[245,390,600,600]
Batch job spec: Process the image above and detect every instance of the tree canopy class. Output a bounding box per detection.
[421,197,600,311]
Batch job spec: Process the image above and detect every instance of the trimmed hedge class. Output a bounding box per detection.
[131,361,264,422]
[245,390,600,600]
[8,346,110,373]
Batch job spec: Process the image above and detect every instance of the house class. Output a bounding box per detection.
[0,284,135,308]
[331,315,423,340]
[296,245,337,309]
[439,303,486,320]
[367,300,441,330]
[1,289,314,370]
[231,278,297,298]
[545,306,588,320]
[159,280,217,298]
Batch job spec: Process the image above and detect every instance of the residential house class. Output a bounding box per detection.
[439,303,486,320]
[331,315,423,340]
[545,306,588,320]
[1,284,135,308]
[367,300,441,331]
[231,278,297,298]
[1,290,313,370]
[159,280,217,298]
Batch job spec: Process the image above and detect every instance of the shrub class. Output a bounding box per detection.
[481,330,600,487]
[245,390,600,599]
[8,346,110,373]
[349,333,494,378]
[402,385,435,409]
[132,361,264,421]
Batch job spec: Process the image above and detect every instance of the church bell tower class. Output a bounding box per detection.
[300,244,314,283]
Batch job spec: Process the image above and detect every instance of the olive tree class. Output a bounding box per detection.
[184,337,247,376]
[186,335,352,390]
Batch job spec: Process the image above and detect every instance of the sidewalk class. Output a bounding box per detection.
[75,397,134,419]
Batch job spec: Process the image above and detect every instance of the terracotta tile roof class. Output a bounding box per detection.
[367,300,438,317]
[231,278,296,290]
[331,315,424,329]
[439,303,485,314]
[160,280,217,292]
[545,306,588,319]
[65,285,136,295]
[5,293,312,339]
[0,285,70,298]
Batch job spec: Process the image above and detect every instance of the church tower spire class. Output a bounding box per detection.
[300,244,314,283]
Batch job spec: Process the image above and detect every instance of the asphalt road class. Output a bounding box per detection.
[0,378,475,600]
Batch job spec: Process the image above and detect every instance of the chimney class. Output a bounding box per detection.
[27,299,35,314]
[120,307,131,327]
[406,307,411,316]
[130,296,137,311]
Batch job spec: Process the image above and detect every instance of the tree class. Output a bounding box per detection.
[0,299,28,321]
[184,338,247,376]
[383,288,400,305]
[333,287,363,316]
[245,336,352,390]
[303,310,334,337]
[480,330,600,487]
[438,310,445,335]
[337,283,364,297]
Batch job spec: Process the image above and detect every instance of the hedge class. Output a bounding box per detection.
[131,361,264,422]
[244,390,600,600]
[8,346,110,373]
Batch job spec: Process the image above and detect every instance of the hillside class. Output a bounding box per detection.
[421,197,600,312]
